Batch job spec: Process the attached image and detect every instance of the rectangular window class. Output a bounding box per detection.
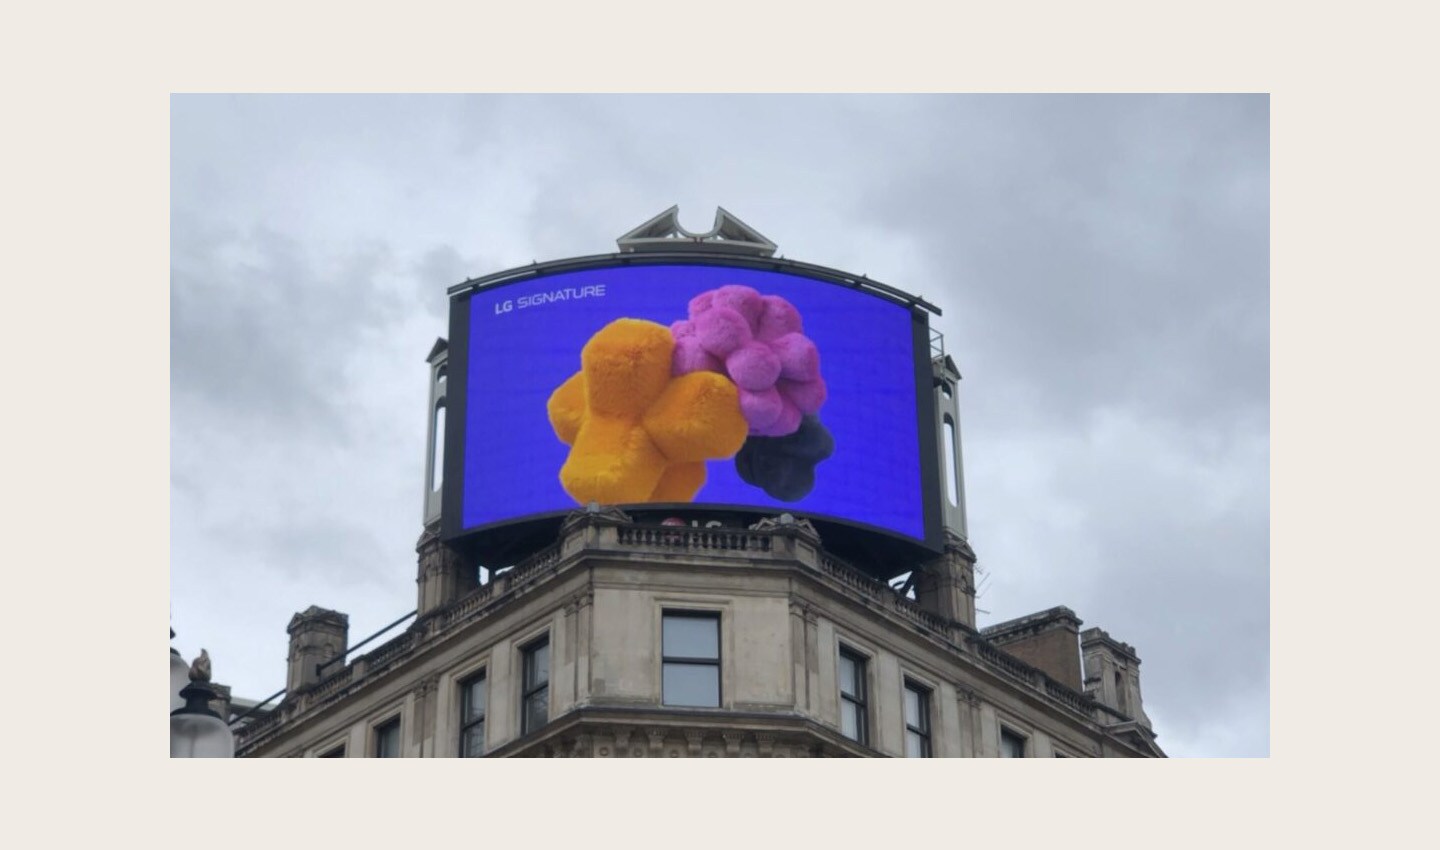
[1000,727,1027,758]
[903,680,932,758]
[662,611,721,707]
[838,647,869,746]
[373,717,401,758]
[459,669,487,757]
[521,637,550,736]
[319,744,345,758]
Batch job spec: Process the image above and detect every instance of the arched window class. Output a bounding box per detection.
[431,402,446,493]
[942,415,960,508]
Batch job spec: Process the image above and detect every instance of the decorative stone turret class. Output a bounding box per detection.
[1082,627,1151,730]
[932,352,968,541]
[982,606,1084,691]
[422,338,448,527]
[285,606,349,694]
[913,532,978,628]
[416,525,477,618]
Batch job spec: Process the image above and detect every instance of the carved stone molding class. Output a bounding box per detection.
[749,513,820,542]
[571,734,593,758]
[722,731,744,756]
[685,730,704,757]
[755,733,776,757]
[561,503,633,534]
[413,674,440,700]
[564,589,595,616]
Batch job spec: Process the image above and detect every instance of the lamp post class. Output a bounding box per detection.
[170,628,189,712]
[170,647,235,758]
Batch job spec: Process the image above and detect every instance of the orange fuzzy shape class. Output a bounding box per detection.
[548,372,587,445]
[546,318,746,505]
[581,318,673,417]
[650,462,707,502]
[643,372,748,462]
[559,415,668,505]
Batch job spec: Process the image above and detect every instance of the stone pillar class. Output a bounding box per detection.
[416,524,477,618]
[913,532,978,628]
[286,606,349,694]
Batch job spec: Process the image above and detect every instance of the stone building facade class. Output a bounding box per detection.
[233,212,1164,758]
[235,504,1163,758]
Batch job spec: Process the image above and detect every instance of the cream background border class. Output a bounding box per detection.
[8,0,1429,845]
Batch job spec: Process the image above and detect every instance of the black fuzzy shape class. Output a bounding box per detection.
[735,414,835,501]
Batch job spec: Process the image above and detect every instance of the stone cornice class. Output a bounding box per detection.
[1081,627,1142,664]
[483,705,875,758]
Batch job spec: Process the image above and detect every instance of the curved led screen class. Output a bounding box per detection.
[448,261,935,546]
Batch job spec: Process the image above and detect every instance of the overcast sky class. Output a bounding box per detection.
[171,94,1268,757]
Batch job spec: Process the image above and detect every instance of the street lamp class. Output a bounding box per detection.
[170,648,235,758]
[170,628,189,712]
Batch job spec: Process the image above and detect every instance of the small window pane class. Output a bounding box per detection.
[904,688,921,726]
[462,676,486,723]
[663,662,720,707]
[1001,729,1026,758]
[526,642,550,687]
[523,688,548,733]
[375,720,400,758]
[841,702,860,740]
[663,615,719,659]
[461,723,485,757]
[906,731,926,758]
[838,654,858,697]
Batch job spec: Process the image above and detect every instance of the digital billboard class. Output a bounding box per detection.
[444,258,940,555]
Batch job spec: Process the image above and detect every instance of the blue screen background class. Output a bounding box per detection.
[462,264,925,541]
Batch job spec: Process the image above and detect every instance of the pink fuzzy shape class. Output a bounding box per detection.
[709,285,764,326]
[671,285,827,437]
[726,343,782,391]
[692,306,752,358]
[770,333,819,382]
[756,295,802,341]
[778,376,827,414]
[739,386,784,432]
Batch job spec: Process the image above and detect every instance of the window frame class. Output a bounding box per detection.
[902,678,933,758]
[372,715,402,758]
[520,635,551,736]
[661,610,722,708]
[999,725,1028,758]
[318,743,346,758]
[837,645,871,747]
[458,667,488,757]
